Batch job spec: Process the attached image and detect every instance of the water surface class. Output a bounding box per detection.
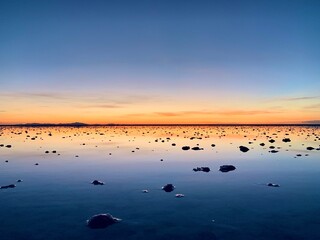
[0,126,319,240]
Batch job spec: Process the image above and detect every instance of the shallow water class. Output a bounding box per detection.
[0,126,319,240]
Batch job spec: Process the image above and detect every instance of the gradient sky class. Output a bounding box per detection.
[0,0,319,124]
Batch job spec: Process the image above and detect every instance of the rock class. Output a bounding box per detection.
[172,143,176,146]
[193,167,210,172]
[45,151,49,154]
[267,183,280,187]
[211,144,216,147]
[182,146,190,150]
[87,213,121,229]
[306,147,315,150]
[219,165,236,172]
[282,138,291,142]
[142,190,149,193]
[91,180,104,185]
[239,146,249,152]
[260,143,265,146]
[269,150,279,153]
[162,184,175,192]
[17,179,23,182]
[269,139,275,143]
[175,194,185,198]
[5,145,12,148]
[1,184,16,189]
[35,163,39,165]
[191,147,203,151]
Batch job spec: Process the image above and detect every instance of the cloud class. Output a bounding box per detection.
[280,96,320,101]
[155,110,281,117]
[0,92,69,100]
[77,104,123,109]
[303,103,320,109]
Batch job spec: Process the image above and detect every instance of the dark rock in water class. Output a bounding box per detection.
[191,146,203,151]
[239,146,249,152]
[5,145,12,148]
[5,160,8,163]
[282,138,291,143]
[45,151,49,154]
[219,165,236,172]
[0,144,4,147]
[306,147,315,150]
[211,144,216,147]
[1,184,16,189]
[17,179,23,183]
[35,163,39,165]
[171,143,176,146]
[52,150,57,153]
[87,213,121,229]
[182,146,190,150]
[267,183,280,187]
[269,150,279,153]
[91,180,104,185]
[269,139,275,143]
[193,167,210,172]
[162,184,175,192]
[260,143,265,146]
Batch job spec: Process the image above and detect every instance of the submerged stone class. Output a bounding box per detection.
[162,184,175,192]
[87,213,121,229]
[219,165,236,172]
[306,147,315,150]
[182,146,190,150]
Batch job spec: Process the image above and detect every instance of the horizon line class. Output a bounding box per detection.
[0,122,319,127]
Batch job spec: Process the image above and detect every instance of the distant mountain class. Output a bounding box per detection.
[17,122,88,127]
[302,120,320,125]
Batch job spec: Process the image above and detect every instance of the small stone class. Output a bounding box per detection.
[267,183,280,187]
[239,146,249,152]
[142,190,149,193]
[192,146,203,151]
[162,184,175,192]
[91,180,104,185]
[87,213,121,229]
[175,194,185,198]
[182,146,190,150]
[0,184,16,189]
[219,165,236,172]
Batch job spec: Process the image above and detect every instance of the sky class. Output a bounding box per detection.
[0,0,319,124]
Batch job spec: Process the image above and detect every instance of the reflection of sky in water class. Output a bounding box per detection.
[0,126,319,240]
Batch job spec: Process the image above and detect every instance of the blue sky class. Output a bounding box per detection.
[0,0,319,123]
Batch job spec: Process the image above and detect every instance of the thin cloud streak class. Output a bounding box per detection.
[155,110,282,117]
[280,96,320,101]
